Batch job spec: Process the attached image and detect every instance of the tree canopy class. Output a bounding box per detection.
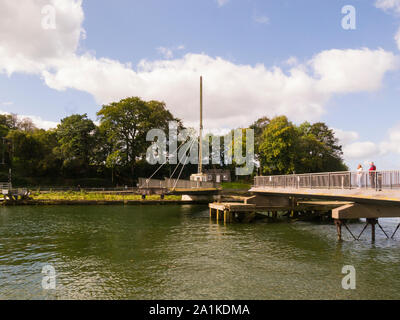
[1,99,348,187]
[258,116,347,175]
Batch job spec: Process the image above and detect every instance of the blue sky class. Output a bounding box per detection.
[1,0,400,170]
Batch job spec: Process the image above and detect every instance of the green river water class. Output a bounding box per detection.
[0,205,400,300]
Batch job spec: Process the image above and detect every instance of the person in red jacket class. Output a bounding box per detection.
[369,162,376,188]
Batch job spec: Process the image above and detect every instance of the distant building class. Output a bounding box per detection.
[190,173,208,182]
[203,169,231,183]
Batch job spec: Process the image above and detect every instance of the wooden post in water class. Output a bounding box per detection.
[335,219,342,241]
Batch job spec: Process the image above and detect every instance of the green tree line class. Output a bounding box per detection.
[0,97,347,187]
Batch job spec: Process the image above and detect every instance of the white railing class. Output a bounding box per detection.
[138,177,217,190]
[0,182,11,189]
[254,170,400,191]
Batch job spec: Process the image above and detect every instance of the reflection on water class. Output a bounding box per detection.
[0,205,400,299]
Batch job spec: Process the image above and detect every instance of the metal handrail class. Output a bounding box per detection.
[137,177,217,190]
[0,182,11,189]
[254,170,400,191]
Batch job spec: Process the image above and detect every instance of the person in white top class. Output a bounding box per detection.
[357,164,363,188]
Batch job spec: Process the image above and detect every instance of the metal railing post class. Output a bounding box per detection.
[349,172,352,190]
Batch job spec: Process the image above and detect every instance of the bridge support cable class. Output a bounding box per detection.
[391,223,400,238]
[376,221,390,239]
[357,222,369,240]
[172,138,197,191]
[334,219,358,241]
[342,222,358,241]
[356,218,389,241]
[169,137,196,180]
[145,136,191,184]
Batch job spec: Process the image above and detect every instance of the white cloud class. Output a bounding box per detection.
[0,0,399,132]
[332,128,359,146]
[23,115,59,130]
[39,49,399,130]
[343,141,380,160]
[339,123,400,163]
[1,101,13,106]
[253,14,269,25]
[380,125,400,154]
[156,45,185,59]
[0,110,58,130]
[311,48,399,93]
[157,47,174,59]
[396,27,400,50]
[285,57,298,66]
[375,0,400,14]
[0,0,84,75]
[216,0,230,7]
[376,1,400,51]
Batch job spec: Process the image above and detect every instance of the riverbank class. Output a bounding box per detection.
[1,192,206,205]
[1,191,246,206]
[1,188,253,206]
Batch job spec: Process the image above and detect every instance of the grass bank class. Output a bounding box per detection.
[31,191,181,201]
[221,182,251,190]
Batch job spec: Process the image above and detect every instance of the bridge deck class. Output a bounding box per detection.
[250,187,400,206]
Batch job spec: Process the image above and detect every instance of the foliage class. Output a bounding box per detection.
[97,97,179,182]
[2,98,348,186]
[54,114,96,175]
[258,116,347,174]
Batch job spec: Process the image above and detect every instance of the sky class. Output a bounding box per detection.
[1,0,400,170]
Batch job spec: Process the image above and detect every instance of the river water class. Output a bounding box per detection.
[0,205,399,300]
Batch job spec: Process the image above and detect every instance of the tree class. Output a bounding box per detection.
[296,122,347,172]
[17,117,37,132]
[97,97,178,183]
[55,114,96,176]
[259,116,298,174]
[258,116,348,175]
[6,130,43,176]
[250,116,270,155]
[32,129,61,177]
[0,114,18,130]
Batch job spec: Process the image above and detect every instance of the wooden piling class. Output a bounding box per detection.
[334,219,342,241]
[208,202,256,224]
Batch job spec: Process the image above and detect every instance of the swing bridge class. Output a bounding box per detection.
[138,76,220,197]
[1,182,29,201]
[138,177,220,195]
[249,170,400,241]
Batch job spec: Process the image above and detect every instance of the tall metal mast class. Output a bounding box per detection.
[198,76,203,174]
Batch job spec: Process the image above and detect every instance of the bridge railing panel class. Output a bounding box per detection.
[138,177,216,190]
[254,170,400,191]
[0,182,11,190]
